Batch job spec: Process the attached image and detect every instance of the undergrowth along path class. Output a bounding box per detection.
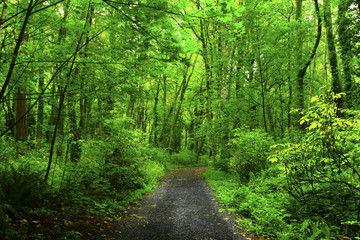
[99,166,254,240]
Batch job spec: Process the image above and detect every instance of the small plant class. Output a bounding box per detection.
[62,230,82,240]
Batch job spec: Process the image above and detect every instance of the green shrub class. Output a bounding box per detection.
[212,154,231,172]
[0,137,16,164]
[139,159,165,188]
[198,154,210,165]
[141,146,172,169]
[171,149,198,166]
[228,127,274,183]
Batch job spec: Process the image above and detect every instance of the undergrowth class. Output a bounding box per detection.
[0,126,202,239]
[205,92,360,239]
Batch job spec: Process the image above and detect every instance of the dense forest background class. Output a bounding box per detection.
[1,0,360,239]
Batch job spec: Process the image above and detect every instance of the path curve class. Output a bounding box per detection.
[99,166,253,240]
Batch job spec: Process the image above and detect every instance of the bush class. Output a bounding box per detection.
[228,127,274,182]
[171,149,198,166]
[141,146,172,170]
[139,159,165,189]
[212,154,231,172]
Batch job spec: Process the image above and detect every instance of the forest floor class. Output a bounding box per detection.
[97,166,255,240]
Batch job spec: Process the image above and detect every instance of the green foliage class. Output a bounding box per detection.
[300,218,335,240]
[212,127,274,182]
[205,166,295,238]
[270,90,360,237]
[0,162,47,209]
[0,203,20,238]
[142,146,172,170]
[62,230,82,240]
[139,159,165,189]
[0,161,47,238]
[170,149,198,166]
[212,153,231,172]
[1,0,359,238]
[56,127,168,214]
[204,165,342,239]
[229,127,274,182]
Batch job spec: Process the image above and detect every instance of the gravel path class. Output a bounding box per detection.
[99,166,253,240]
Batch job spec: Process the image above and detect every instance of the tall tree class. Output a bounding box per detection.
[338,0,353,108]
[324,0,342,98]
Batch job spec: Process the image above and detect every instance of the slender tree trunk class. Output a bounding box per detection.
[149,80,160,145]
[80,82,86,129]
[168,56,197,150]
[44,85,67,182]
[324,0,342,98]
[15,88,28,142]
[46,82,56,142]
[79,3,94,133]
[323,41,328,83]
[308,54,316,110]
[198,16,217,160]
[0,0,7,40]
[295,0,304,111]
[36,72,44,143]
[68,69,80,162]
[0,0,33,104]
[295,0,322,119]
[46,0,69,142]
[338,0,353,108]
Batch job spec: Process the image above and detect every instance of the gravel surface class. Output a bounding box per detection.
[99,166,254,240]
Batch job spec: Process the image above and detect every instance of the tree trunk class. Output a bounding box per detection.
[338,0,353,108]
[324,0,342,98]
[295,0,322,118]
[149,80,160,146]
[295,0,304,111]
[0,0,33,104]
[0,0,7,40]
[15,88,28,143]
[168,56,197,150]
[68,69,80,162]
[36,72,44,143]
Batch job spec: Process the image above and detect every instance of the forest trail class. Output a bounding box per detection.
[98,166,254,240]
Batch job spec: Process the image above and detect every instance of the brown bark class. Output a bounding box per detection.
[15,89,28,142]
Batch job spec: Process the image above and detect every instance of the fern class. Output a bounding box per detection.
[0,203,20,220]
[0,162,46,208]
